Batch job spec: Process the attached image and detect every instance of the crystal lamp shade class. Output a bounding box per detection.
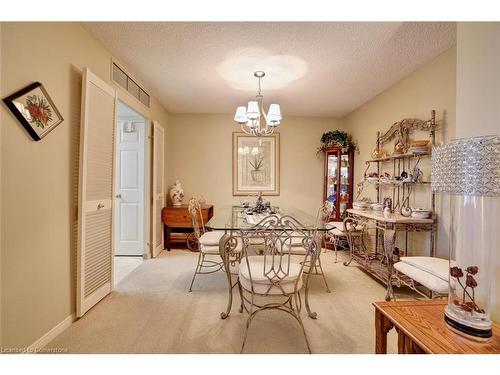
[246,101,260,120]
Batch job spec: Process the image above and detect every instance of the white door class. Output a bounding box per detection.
[115,120,145,256]
[77,68,117,318]
[152,121,165,258]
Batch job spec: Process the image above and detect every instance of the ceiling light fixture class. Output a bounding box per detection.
[233,71,281,137]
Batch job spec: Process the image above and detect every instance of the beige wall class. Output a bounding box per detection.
[456,22,500,321]
[166,114,346,216]
[344,47,457,258]
[0,22,169,348]
[456,23,500,138]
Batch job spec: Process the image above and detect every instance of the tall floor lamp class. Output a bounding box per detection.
[431,135,499,340]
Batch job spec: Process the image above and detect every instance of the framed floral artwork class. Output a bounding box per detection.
[3,82,63,141]
[232,132,280,196]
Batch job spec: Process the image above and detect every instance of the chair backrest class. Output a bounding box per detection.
[343,217,360,249]
[315,200,334,235]
[239,215,321,296]
[187,197,205,241]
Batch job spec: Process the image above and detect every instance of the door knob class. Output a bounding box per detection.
[115,194,122,198]
[97,203,105,209]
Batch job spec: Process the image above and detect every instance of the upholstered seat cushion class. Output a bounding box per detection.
[399,256,450,282]
[200,244,221,254]
[200,239,242,255]
[394,257,449,294]
[326,222,364,236]
[327,227,362,237]
[239,256,303,295]
[198,230,225,246]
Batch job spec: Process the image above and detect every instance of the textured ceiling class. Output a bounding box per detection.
[83,22,456,117]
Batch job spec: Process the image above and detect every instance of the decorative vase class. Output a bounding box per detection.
[383,206,391,218]
[169,180,185,207]
[432,135,499,340]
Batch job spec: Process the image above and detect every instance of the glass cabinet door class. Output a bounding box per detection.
[326,152,339,219]
[339,153,351,217]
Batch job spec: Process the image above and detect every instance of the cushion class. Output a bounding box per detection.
[394,261,448,294]
[399,256,450,283]
[200,244,221,254]
[290,231,306,246]
[326,221,364,235]
[201,239,242,255]
[239,256,303,295]
[198,230,224,246]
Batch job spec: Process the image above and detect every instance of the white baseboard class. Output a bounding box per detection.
[27,313,75,351]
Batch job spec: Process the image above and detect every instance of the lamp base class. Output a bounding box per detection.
[444,314,492,342]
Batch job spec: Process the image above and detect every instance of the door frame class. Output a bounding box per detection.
[115,99,151,260]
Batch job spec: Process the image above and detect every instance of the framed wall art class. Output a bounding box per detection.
[3,82,64,141]
[232,132,280,196]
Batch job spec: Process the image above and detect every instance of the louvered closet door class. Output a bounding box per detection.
[77,68,117,317]
[151,121,165,258]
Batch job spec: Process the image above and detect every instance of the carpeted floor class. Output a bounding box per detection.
[47,250,415,353]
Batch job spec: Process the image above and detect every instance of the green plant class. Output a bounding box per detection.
[317,130,356,155]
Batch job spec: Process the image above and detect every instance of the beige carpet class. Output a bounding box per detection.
[47,250,415,354]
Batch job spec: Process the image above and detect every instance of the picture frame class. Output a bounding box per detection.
[232,132,280,196]
[3,82,64,141]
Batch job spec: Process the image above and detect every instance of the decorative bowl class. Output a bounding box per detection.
[370,203,384,211]
[353,201,369,210]
[411,140,430,147]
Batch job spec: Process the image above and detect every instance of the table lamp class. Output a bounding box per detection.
[431,135,499,340]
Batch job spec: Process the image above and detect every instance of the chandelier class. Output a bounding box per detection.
[233,71,282,137]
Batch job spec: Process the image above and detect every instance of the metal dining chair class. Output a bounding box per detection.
[286,201,333,292]
[188,197,236,292]
[238,215,321,353]
[325,210,365,263]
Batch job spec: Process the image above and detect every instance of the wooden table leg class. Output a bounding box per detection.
[397,328,406,354]
[375,309,393,354]
[166,226,171,251]
[397,330,424,354]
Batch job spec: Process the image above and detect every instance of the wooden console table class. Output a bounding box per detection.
[162,204,213,251]
[373,300,500,354]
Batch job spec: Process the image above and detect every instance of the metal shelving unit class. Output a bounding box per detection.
[344,110,438,299]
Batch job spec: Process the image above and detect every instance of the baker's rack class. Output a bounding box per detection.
[345,110,438,299]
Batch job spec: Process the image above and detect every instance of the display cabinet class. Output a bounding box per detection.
[323,146,354,220]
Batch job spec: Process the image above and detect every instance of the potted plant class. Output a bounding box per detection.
[317,130,357,155]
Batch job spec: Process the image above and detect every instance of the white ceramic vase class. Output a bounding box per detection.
[169,180,184,206]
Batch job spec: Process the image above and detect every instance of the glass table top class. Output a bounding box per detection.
[206,205,327,231]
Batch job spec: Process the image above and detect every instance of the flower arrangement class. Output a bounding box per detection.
[450,265,484,314]
[317,130,357,155]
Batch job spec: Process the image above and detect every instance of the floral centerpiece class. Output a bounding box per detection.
[317,130,357,155]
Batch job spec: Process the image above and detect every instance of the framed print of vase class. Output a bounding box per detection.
[232,133,280,196]
[3,82,64,141]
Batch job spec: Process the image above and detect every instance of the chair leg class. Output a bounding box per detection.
[294,292,312,354]
[237,279,244,313]
[333,237,338,263]
[188,252,204,292]
[240,294,255,354]
[317,257,331,293]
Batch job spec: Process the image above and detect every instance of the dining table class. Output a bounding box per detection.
[206,205,329,320]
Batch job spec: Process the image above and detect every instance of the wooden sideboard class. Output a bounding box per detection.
[373,300,500,354]
[161,204,214,251]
